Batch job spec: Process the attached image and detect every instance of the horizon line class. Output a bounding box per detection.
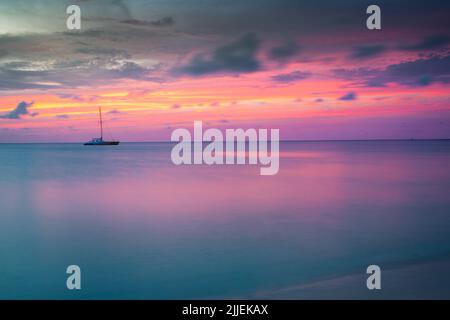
[1,138,450,144]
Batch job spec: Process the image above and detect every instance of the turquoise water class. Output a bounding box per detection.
[1,141,450,299]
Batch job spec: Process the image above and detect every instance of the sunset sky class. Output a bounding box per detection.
[0,0,449,142]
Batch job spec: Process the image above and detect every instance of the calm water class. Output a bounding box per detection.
[1,141,450,299]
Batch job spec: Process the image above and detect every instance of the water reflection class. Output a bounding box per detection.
[0,141,450,298]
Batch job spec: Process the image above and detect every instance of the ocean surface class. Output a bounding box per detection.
[1,141,450,299]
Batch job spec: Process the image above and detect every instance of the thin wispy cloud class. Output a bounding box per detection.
[271,71,311,83]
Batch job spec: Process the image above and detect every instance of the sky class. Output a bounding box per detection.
[0,0,449,142]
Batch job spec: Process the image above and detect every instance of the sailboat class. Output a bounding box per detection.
[84,107,120,145]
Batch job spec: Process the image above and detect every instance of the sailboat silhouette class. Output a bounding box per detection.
[84,107,120,145]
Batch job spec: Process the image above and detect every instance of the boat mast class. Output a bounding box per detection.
[99,106,103,140]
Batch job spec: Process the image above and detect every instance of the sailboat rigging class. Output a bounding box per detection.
[84,107,120,145]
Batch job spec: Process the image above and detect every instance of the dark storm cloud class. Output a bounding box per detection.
[177,33,261,76]
[401,34,450,51]
[351,45,387,59]
[377,55,450,86]
[2,0,449,90]
[338,92,357,101]
[76,0,132,18]
[109,0,132,17]
[0,101,34,119]
[150,16,175,27]
[76,47,130,58]
[168,0,450,39]
[121,17,174,27]
[0,63,58,90]
[269,41,300,61]
[61,29,125,42]
[4,1,450,41]
[0,49,8,58]
[271,71,311,83]
[60,18,175,45]
[0,33,56,60]
[334,55,450,87]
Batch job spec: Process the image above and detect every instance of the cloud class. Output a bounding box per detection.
[112,61,148,79]
[334,55,450,87]
[1,1,449,93]
[401,34,450,51]
[0,54,157,90]
[121,17,174,27]
[106,0,132,18]
[338,92,357,101]
[269,41,300,61]
[76,47,130,58]
[378,55,450,86]
[108,109,121,114]
[0,61,61,90]
[271,70,311,83]
[150,17,174,27]
[177,33,261,76]
[0,101,34,119]
[171,104,181,109]
[77,0,132,18]
[56,114,70,119]
[58,93,84,101]
[351,45,386,59]
[0,49,7,58]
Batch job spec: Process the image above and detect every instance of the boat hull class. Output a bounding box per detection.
[84,141,120,146]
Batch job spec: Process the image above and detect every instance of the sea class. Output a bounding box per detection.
[0,140,450,299]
